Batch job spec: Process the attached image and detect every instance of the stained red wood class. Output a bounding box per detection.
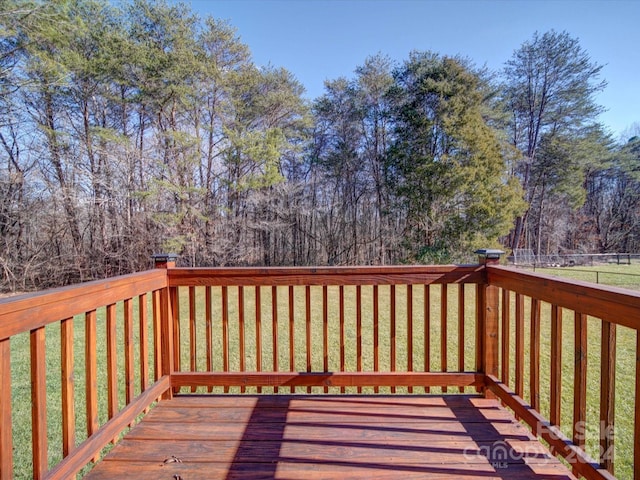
[152,290,162,382]
[441,284,448,393]
[85,394,576,480]
[501,289,510,387]
[47,378,171,480]
[0,338,11,479]
[288,285,295,393]
[189,286,197,392]
[205,287,213,393]
[106,303,118,420]
[31,326,47,478]
[61,317,75,458]
[573,312,587,450]
[356,285,362,393]
[171,372,484,389]
[424,284,431,393]
[529,298,540,411]
[407,284,414,394]
[271,286,278,393]
[390,284,396,393]
[457,284,464,392]
[514,293,524,398]
[255,286,262,394]
[305,285,311,393]
[373,284,379,393]
[139,293,149,392]
[167,265,484,288]
[486,376,614,480]
[322,285,328,393]
[0,269,166,339]
[487,266,640,331]
[221,286,229,393]
[600,321,616,473]
[549,305,562,426]
[239,286,246,393]
[124,298,135,403]
[170,287,180,377]
[160,287,174,400]
[85,310,99,436]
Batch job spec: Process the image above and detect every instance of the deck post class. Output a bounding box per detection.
[475,249,503,397]
[153,254,177,399]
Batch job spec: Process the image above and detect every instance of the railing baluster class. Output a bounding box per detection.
[407,284,413,394]
[189,286,197,393]
[501,289,510,386]
[549,305,562,426]
[573,312,587,451]
[340,285,346,394]
[373,284,379,393]
[424,284,431,393]
[272,285,278,393]
[0,337,12,478]
[171,287,180,378]
[222,286,229,394]
[458,284,464,393]
[441,284,448,393]
[305,285,311,393]
[239,286,245,393]
[322,285,328,393]
[61,317,75,458]
[85,309,98,452]
[390,284,396,394]
[515,293,524,398]
[530,298,541,411]
[600,320,616,473]
[139,293,149,393]
[205,287,213,393]
[152,291,162,382]
[124,298,134,404]
[289,285,295,393]
[106,303,118,421]
[31,326,47,478]
[356,284,362,394]
[256,286,262,394]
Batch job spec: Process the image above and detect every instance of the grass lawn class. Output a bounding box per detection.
[8,264,640,478]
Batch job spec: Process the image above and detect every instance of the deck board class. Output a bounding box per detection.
[85,394,576,479]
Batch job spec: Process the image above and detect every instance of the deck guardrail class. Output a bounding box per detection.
[0,256,637,478]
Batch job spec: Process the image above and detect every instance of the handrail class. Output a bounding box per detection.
[0,269,170,479]
[487,265,640,479]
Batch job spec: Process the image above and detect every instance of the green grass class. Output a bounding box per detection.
[8,266,640,478]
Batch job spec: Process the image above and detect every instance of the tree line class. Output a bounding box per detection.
[1,0,638,291]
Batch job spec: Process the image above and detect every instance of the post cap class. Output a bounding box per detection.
[474,249,505,260]
[152,253,179,263]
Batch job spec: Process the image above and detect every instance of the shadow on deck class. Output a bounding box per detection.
[86,394,575,479]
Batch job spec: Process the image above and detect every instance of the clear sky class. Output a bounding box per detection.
[188,0,639,140]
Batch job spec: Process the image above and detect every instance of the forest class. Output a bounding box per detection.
[1,0,639,291]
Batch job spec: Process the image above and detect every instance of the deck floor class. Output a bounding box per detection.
[86,394,576,479]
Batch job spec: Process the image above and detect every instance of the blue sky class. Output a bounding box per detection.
[188,0,639,139]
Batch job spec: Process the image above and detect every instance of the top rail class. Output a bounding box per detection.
[166,264,484,287]
[487,265,640,330]
[0,269,167,340]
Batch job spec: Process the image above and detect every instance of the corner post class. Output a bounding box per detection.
[153,254,177,399]
[475,249,504,396]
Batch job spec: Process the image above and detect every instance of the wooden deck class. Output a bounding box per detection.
[85,394,576,479]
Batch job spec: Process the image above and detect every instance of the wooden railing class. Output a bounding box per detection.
[486,266,640,480]
[0,257,638,478]
[0,269,173,479]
